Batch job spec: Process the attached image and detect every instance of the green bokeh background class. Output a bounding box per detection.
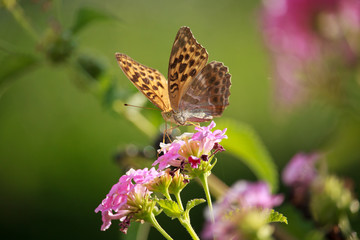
[1,0,359,239]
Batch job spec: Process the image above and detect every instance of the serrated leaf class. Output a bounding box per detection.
[0,54,38,85]
[185,198,206,213]
[157,199,182,219]
[71,7,119,34]
[216,119,278,192]
[268,209,288,224]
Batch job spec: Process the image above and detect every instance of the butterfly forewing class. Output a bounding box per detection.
[178,61,231,120]
[168,27,209,111]
[116,53,171,111]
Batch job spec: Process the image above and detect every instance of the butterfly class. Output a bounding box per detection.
[116,26,231,126]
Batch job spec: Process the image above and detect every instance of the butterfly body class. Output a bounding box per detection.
[162,109,213,125]
[116,27,231,126]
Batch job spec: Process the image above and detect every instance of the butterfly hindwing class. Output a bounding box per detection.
[168,27,209,111]
[178,61,231,121]
[116,53,171,111]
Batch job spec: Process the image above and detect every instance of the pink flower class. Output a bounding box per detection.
[202,218,241,240]
[95,167,162,231]
[262,0,339,59]
[261,0,360,105]
[153,141,183,170]
[126,167,164,184]
[282,152,319,187]
[153,121,227,170]
[223,181,284,209]
[217,181,283,214]
[203,181,283,240]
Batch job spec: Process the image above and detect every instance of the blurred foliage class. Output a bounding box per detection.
[0,53,38,84]
[217,118,278,192]
[71,7,119,34]
[0,0,359,239]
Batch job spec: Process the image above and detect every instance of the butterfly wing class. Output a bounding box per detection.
[177,61,231,122]
[168,27,209,111]
[116,53,171,111]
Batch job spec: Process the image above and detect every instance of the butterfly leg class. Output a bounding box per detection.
[185,121,201,128]
[166,130,173,143]
[163,123,167,143]
[162,123,175,143]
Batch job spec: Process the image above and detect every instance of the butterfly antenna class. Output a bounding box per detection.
[124,103,161,111]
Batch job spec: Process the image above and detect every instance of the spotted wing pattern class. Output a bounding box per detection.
[116,53,171,111]
[177,61,231,121]
[168,27,209,111]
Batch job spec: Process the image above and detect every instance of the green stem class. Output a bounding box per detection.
[179,218,200,240]
[164,189,172,201]
[175,191,184,211]
[198,172,214,223]
[3,0,39,41]
[147,213,173,240]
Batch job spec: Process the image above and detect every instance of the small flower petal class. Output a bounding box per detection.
[188,156,201,169]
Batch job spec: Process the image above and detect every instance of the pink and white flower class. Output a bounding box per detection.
[95,167,163,232]
[203,181,283,240]
[153,121,227,170]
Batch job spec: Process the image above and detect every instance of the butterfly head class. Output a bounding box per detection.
[161,111,186,126]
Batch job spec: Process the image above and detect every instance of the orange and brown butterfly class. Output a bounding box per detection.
[115,26,231,125]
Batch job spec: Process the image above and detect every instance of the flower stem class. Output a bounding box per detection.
[179,218,200,240]
[147,213,173,240]
[198,172,214,223]
[164,189,172,201]
[175,191,184,211]
[3,0,39,41]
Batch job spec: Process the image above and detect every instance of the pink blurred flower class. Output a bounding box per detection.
[214,181,283,217]
[261,0,360,105]
[95,167,162,232]
[221,181,284,210]
[153,121,227,170]
[202,216,241,240]
[282,152,319,187]
[203,181,283,240]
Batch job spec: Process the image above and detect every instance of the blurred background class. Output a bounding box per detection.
[0,0,359,239]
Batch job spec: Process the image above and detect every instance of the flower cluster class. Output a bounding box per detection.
[261,0,360,105]
[282,152,359,237]
[95,121,228,235]
[153,121,227,171]
[95,167,163,232]
[203,181,284,240]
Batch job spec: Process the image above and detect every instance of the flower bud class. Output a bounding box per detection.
[145,169,172,195]
[310,175,359,226]
[168,169,189,194]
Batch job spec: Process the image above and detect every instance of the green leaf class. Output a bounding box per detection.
[71,7,119,34]
[268,209,288,224]
[0,54,38,85]
[185,198,206,214]
[216,118,278,192]
[157,199,182,219]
